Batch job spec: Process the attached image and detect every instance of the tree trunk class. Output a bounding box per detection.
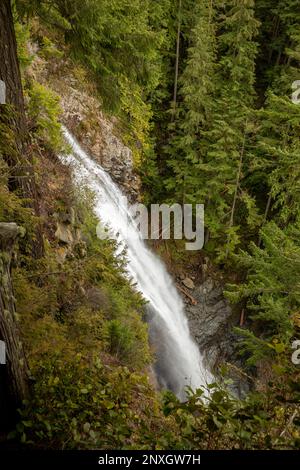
[0,0,26,133]
[258,192,272,247]
[0,223,29,431]
[171,0,182,121]
[0,0,44,259]
[0,1,34,431]
[226,126,247,257]
[0,0,30,188]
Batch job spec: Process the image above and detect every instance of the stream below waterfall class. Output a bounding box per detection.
[60,127,211,400]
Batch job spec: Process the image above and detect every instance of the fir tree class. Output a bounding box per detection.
[198,0,260,259]
[226,220,300,363]
[253,93,300,232]
[165,0,217,204]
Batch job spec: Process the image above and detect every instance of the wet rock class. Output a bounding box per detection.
[185,277,249,396]
[186,278,232,364]
[182,277,195,290]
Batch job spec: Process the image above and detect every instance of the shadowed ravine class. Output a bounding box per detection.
[60,127,211,400]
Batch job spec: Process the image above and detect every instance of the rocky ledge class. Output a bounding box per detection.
[59,84,140,202]
[28,50,140,202]
[185,278,235,369]
[179,274,250,396]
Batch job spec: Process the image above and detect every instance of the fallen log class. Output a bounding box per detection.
[176,283,198,305]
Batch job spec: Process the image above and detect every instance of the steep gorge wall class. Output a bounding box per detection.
[27,47,140,202]
[25,29,245,394]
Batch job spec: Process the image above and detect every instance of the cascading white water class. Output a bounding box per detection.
[60,127,210,400]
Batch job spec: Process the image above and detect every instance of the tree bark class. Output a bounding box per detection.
[0,223,29,430]
[0,0,26,133]
[171,0,182,121]
[258,192,272,247]
[0,1,35,431]
[226,126,247,257]
[0,0,44,259]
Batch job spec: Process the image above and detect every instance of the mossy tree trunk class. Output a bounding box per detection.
[0,1,33,432]
[0,224,29,431]
[0,0,26,135]
[0,0,44,259]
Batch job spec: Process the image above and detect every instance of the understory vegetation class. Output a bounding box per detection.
[0,0,300,450]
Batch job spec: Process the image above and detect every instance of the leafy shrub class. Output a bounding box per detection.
[161,376,300,450]
[105,319,134,358]
[27,81,64,152]
[39,36,64,60]
[14,17,33,69]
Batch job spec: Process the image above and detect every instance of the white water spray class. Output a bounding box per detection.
[60,127,210,399]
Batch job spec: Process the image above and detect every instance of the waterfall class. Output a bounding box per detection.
[60,127,210,400]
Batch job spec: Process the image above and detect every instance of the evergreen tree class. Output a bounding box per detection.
[253,93,300,232]
[165,0,217,205]
[251,0,300,234]
[226,220,300,363]
[197,0,260,259]
[141,0,203,203]
[16,0,166,112]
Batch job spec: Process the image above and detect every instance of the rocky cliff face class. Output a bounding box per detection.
[58,81,140,202]
[183,275,250,396]
[27,48,140,202]
[185,277,234,369]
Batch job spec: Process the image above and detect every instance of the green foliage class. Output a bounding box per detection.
[0,186,37,248]
[103,316,150,369]
[104,319,135,360]
[119,76,153,165]
[165,0,217,204]
[226,220,300,365]
[227,222,300,333]
[15,321,162,449]
[161,376,300,449]
[14,16,33,69]
[158,0,262,260]
[16,0,167,154]
[10,181,157,448]
[39,36,64,60]
[7,0,300,452]
[253,92,300,225]
[27,81,64,152]
[0,107,39,251]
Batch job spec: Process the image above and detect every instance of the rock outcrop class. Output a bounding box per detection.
[185,277,249,396]
[186,278,233,367]
[54,208,87,263]
[59,85,140,201]
[182,277,195,290]
[28,52,140,202]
